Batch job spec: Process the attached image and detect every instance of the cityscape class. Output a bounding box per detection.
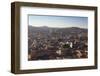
[28,15,88,61]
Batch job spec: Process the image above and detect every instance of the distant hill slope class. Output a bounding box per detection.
[28,25,87,35]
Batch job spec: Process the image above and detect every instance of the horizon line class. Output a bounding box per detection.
[29,25,88,29]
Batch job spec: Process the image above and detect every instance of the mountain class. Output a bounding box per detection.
[28,25,87,35]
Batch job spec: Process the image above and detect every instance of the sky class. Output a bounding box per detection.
[28,15,88,28]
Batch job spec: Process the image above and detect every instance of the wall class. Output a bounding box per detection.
[0,0,100,76]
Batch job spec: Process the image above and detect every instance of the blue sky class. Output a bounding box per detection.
[28,15,88,28]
